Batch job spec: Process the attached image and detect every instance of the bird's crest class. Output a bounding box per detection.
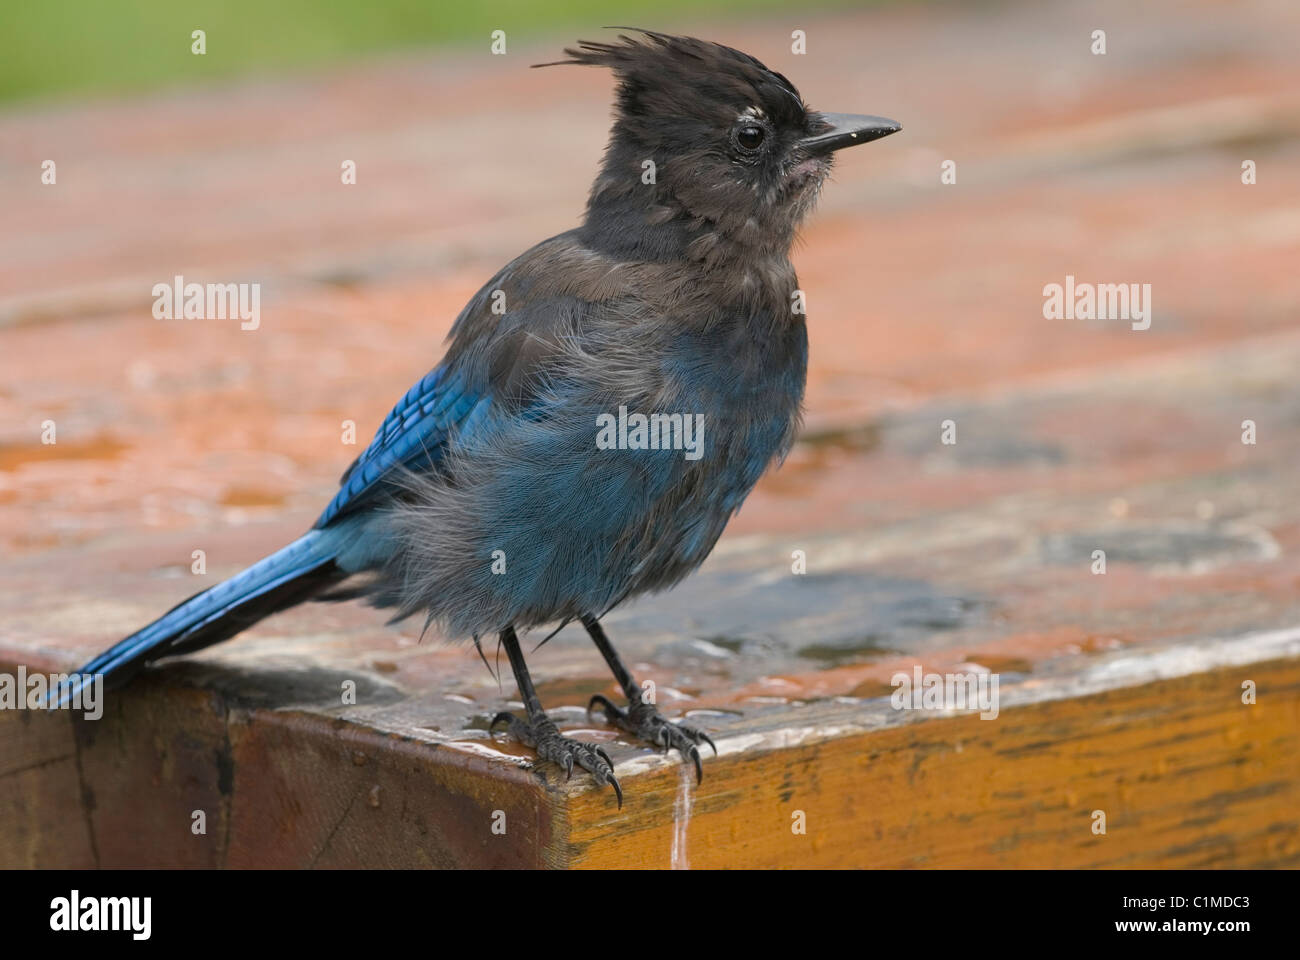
[535,29,807,127]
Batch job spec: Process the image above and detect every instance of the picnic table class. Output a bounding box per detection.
[2,0,1298,867]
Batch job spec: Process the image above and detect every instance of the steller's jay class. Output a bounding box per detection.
[69,31,900,805]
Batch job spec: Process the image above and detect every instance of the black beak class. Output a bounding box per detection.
[800,113,901,155]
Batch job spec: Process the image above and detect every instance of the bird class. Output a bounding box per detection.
[66,30,900,807]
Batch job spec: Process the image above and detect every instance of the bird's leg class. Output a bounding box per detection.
[489,625,622,807]
[582,615,717,783]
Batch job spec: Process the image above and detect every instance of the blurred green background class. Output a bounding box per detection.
[0,0,872,103]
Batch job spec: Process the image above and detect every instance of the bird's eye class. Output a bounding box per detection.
[736,125,766,151]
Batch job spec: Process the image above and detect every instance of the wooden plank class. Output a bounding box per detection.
[4,630,1296,868]
[562,634,1300,868]
[5,329,1300,866]
[5,328,1300,867]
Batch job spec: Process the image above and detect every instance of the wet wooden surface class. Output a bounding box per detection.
[3,0,1300,867]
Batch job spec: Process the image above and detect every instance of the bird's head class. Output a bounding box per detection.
[541,30,900,259]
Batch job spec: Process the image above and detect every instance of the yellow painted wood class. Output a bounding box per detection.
[557,658,1300,868]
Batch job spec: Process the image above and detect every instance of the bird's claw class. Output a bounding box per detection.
[491,710,622,808]
[586,694,716,784]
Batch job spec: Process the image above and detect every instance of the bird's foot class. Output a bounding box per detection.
[490,711,622,808]
[587,694,717,784]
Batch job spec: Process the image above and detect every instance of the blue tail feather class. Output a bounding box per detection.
[61,530,343,704]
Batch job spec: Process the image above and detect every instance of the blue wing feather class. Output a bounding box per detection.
[315,365,486,527]
[315,247,584,528]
